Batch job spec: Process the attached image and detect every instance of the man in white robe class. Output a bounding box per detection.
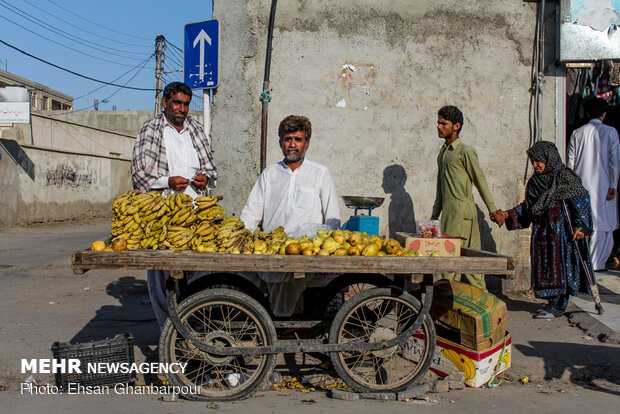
[567,98,620,270]
[241,115,341,317]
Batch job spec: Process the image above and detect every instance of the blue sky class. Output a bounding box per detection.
[0,0,213,111]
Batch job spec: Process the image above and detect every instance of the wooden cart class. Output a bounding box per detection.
[72,248,514,400]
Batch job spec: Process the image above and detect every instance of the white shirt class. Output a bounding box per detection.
[567,119,620,231]
[240,159,341,237]
[152,119,202,198]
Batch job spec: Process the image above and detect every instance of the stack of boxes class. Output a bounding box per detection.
[409,280,512,387]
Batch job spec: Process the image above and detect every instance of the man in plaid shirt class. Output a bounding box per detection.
[132,82,217,197]
[131,82,217,328]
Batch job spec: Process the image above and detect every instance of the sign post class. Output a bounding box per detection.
[184,19,220,147]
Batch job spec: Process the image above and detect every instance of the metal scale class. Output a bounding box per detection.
[341,196,385,236]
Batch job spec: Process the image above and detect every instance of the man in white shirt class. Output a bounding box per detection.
[241,115,341,317]
[131,82,217,328]
[567,98,620,271]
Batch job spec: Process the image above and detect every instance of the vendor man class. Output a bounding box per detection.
[431,105,504,291]
[131,81,217,328]
[240,115,340,317]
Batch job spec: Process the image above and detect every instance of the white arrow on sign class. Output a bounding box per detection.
[192,29,212,82]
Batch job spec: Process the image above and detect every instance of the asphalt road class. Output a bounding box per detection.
[0,220,618,413]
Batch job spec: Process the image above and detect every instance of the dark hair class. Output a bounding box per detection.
[438,105,464,133]
[163,82,192,100]
[584,98,609,119]
[278,115,312,140]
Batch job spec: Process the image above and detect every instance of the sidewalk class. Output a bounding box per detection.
[568,269,620,343]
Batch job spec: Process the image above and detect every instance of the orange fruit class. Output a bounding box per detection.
[90,240,106,251]
[111,238,127,251]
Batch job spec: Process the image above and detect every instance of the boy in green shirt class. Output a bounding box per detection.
[431,105,504,290]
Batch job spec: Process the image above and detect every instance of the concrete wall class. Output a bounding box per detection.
[0,110,165,229]
[211,0,559,290]
[0,144,20,229]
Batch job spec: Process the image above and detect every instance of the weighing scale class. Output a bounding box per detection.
[341,195,385,236]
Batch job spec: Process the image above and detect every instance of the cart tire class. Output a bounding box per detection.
[328,287,436,393]
[159,288,277,401]
[312,273,393,319]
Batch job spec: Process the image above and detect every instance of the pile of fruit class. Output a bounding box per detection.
[90,191,285,253]
[90,191,417,256]
[278,228,415,256]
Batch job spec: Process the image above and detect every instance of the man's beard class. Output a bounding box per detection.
[283,148,305,163]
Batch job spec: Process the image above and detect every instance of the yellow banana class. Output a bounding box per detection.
[159,226,168,242]
[175,210,191,226]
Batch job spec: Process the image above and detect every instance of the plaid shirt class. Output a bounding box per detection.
[131,113,217,194]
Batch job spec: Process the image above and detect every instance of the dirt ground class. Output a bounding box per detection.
[0,220,618,413]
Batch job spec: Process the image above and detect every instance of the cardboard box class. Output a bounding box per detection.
[431,280,507,350]
[395,232,461,257]
[405,332,512,388]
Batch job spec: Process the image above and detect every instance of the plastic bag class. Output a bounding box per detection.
[416,220,442,238]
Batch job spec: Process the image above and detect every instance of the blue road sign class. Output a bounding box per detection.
[184,19,220,89]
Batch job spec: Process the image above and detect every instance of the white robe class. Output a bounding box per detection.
[567,119,620,232]
[240,159,341,316]
[240,159,341,237]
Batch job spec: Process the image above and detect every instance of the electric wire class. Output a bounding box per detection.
[0,1,150,61]
[72,55,157,101]
[46,0,152,42]
[48,51,153,115]
[22,0,151,49]
[0,15,146,68]
[0,39,156,91]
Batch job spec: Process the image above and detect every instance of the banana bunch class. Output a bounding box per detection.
[441,349,476,380]
[256,226,287,245]
[194,195,223,210]
[214,217,247,253]
[166,193,197,227]
[196,204,227,221]
[162,225,195,250]
[110,191,167,250]
[192,219,220,252]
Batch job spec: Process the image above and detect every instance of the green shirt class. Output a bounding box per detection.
[432,138,496,238]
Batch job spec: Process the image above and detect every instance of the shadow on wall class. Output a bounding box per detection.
[477,205,502,292]
[382,164,416,238]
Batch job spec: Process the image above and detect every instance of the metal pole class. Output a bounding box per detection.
[260,0,278,172]
[154,34,165,116]
[203,89,211,147]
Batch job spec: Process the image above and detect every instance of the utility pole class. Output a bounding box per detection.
[154,34,165,116]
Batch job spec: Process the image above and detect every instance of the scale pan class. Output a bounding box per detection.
[341,196,385,209]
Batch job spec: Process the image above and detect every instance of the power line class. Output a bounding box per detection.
[46,0,152,42]
[72,56,157,101]
[68,53,153,112]
[0,14,146,68]
[22,0,151,49]
[0,39,156,91]
[0,1,150,61]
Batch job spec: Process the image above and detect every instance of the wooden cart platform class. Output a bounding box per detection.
[72,247,515,278]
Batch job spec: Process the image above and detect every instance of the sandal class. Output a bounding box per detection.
[534,311,556,319]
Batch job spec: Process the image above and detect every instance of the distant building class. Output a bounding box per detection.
[0,69,73,111]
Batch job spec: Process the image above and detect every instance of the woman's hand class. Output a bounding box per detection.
[490,210,509,227]
[573,230,585,241]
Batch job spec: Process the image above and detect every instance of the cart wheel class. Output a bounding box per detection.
[312,274,393,319]
[328,287,435,393]
[159,288,277,401]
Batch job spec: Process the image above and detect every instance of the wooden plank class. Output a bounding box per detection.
[461,247,516,279]
[71,249,515,276]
